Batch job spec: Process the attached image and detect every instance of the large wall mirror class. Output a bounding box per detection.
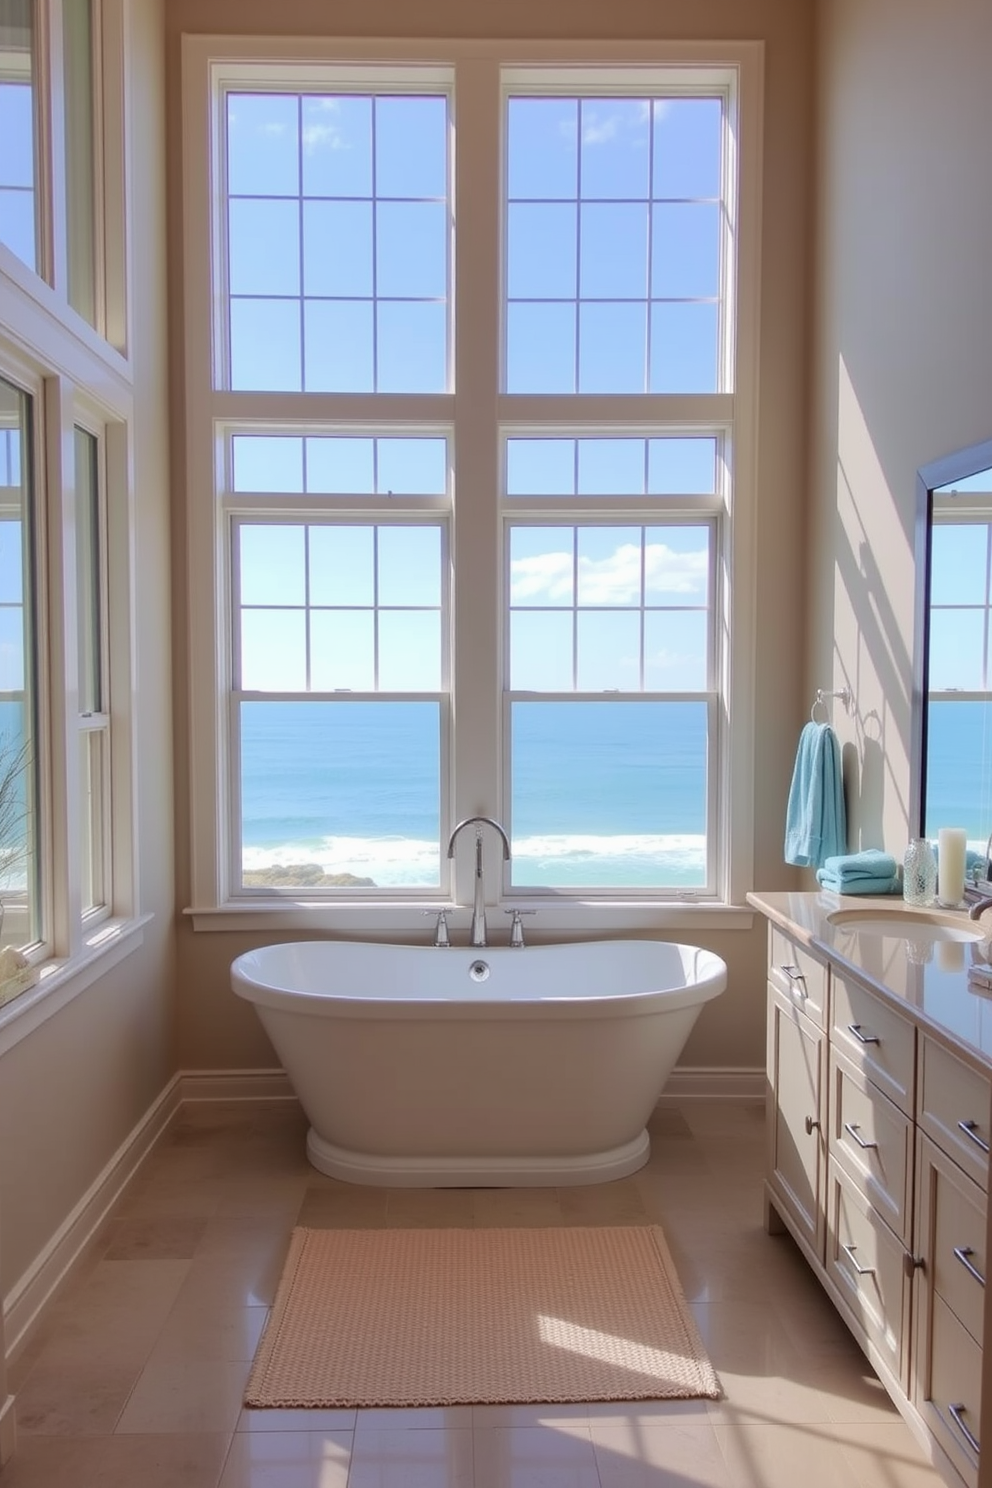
[913,436,992,871]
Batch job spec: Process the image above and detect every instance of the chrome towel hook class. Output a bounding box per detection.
[811,686,853,723]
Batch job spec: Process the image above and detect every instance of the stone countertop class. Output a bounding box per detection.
[747,889,992,1072]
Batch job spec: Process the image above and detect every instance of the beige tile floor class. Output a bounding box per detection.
[3,1099,946,1487]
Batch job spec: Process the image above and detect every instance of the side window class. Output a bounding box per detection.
[0,0,37,272]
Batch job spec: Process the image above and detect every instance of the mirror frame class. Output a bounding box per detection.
[912,434,992,838]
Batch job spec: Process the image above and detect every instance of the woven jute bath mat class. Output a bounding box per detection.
[245,1224,720,1408]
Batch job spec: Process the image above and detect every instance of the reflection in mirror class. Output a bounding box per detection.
[914,438,992,875]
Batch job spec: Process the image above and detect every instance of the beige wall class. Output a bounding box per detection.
[166,0,814,1075]
[809,0,992,854]
[0,0,176,1301]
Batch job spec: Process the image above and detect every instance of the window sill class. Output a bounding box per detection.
[185,900,754,936]
[0,914,152,1058]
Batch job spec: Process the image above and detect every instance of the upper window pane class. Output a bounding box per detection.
[74,427,103,714]
[231,434,448,495]
[505,92,725,394]
[0,0,36,271]
[63,0,97,323]
[506,436,718,496]
[225,89,450,393]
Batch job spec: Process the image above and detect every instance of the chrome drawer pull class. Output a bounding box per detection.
[948,1403,980,1456]
[953,1246,986,1287]
[781,964,808,997]
[804,1115,820,1136]
[958,1119,990,1155]
[844,1121,878,1151]
[848,1024,880,1046]
[841,1242,875,1277]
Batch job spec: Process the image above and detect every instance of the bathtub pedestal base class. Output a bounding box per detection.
[305,1127,651,1188]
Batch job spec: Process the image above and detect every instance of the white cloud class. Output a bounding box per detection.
[511,540,707,605]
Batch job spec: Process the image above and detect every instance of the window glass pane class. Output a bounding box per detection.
[928,611,985,691]
[0,1,36,270]
[579,204,647,298]
[227,93,300,196]
[74,428,102,714]
[376,301,447,394]
[375,96,447,198]
[310,610,374,691]
[308,526,374,606]
[378,611,441,690]
[507,204,576,298]
[377,201,446,298]
[649,302,718,393]
[511,701,708,888]
[651,202,720,299]
[645,525,710,602]
[506,439,575,497]
[303,200,372,297]
[506,303,575,393]
[377,526,441,606]
[510,527,574,607]
[0,376,39,953]
[229,199,300,295]
[644,610,708,690]
[304,437,373,494]
[376,438,447,495]
[652,97,722,199]
[577,527,642,606]
[80,728,106,914]
[63,0,96,323]
[304,300,374,392]
[241,610,306,691]
[230,299,301,391]
[510,611,573,690]
[578,303,646,393]
[302,95,371,197]
[925,701,992,845]
[240,700,440,887]
[579,98,650,200]
[232,436,304,493]
[930,525,988,606]
[577,440,645,496]
[576,611,640,689]
[507,98,577,200]
[648,438,717,495]
[239,525,305,605]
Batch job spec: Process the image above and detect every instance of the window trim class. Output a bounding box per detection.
[181,34,764,928]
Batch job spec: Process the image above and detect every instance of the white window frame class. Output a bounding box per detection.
[182,35,763,934]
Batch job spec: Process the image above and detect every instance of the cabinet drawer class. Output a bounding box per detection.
[831,973,915,1114]
[767,990,826,1263]
[829,1046,912,1244]
[919,1036,991,1190]
[917,1295,981,1487]
[826,1158,909,1386]
[769,926,827,1029]
[917,1132,986,1350]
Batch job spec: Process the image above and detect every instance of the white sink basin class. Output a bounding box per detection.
[826,908,984,943]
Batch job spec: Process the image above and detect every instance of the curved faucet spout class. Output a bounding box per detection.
[446,816,512,947]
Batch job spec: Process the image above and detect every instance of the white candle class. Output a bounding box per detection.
[937,827,967,907]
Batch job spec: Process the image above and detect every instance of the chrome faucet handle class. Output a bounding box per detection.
[422,908,451,947]
[504,908,536,948]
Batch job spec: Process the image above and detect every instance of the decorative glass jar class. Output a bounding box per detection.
[903,838,937,907]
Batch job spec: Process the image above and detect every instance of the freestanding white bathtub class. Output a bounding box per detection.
[231,939,727,1187]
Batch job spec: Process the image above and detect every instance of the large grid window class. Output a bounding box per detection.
[188,44,759,914]
[0,0,36,271]
[925,476,992,847]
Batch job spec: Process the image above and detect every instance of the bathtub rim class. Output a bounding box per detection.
[230,937,728,1021]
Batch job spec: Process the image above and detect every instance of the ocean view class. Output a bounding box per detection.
[240,699,709,889]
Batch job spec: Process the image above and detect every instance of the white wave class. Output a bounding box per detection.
[242,836,441,887]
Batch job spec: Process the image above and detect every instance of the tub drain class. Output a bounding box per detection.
[468,960,490,982]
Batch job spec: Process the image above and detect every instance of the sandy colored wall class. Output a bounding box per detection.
[809,0,992,856]
[0,0,177,1300]
[167,0,814,1074]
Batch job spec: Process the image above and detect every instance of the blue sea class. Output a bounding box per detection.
[240,700,709,888]
[925,700,992,847]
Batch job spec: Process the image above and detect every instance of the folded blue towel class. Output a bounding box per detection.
[816,871,901,895]
[818,849,898,884]
[784,722,847,869]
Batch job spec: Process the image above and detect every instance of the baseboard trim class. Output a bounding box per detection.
[3,1073,184,1362]
[658,1067,765,1102]
[3,1063,760,1367]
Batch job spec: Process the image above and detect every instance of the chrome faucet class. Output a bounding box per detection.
[446,815,511,947]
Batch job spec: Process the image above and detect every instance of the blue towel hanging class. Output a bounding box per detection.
[784,721,847,869]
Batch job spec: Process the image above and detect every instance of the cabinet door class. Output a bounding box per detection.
[767,987,826,1263]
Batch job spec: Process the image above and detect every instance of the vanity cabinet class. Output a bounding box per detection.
[760,917,992,1488]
